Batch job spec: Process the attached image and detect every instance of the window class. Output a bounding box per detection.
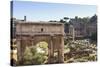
[41,28,43,32]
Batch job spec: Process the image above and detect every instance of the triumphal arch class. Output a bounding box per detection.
[16,21,64,64]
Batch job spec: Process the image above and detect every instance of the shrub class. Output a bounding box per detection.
[23,46,47,65]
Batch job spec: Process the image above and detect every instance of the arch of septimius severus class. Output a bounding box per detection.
[15,21,64,64]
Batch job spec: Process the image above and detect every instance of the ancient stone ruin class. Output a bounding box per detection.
[15,21,64,64]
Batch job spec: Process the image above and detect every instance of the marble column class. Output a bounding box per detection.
[72,26,75,42]
[58,36,64,63]
[48,36,54,63]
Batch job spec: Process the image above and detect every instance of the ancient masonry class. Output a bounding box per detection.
[15,21,65,64]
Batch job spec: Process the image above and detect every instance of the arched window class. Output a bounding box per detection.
[41,28,43,32]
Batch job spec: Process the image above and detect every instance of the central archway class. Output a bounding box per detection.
[33,35,54,64]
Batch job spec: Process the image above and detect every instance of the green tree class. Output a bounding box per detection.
[59,17,70,33]
[60,19,65,23]
[23,46,48,65]
[90,14,97,23]
[64,17,69,20]
[23,47,34,64]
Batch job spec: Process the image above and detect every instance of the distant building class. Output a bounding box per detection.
[68,19,97,39]
[86,22,97,37]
